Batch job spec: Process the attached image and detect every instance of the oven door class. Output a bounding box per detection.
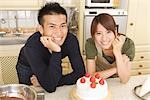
[85,0,113,7]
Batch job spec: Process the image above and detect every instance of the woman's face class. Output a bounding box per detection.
[94,23,116,50]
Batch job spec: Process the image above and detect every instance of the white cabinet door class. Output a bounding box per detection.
[0,0,43,10]
[126,0,150,48]
[126,0,150,75]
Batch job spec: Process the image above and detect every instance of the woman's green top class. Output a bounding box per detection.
[85,37,135,77]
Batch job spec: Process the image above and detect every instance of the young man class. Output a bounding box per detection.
[16,3,85,93]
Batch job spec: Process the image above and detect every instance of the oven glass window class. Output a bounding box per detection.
[91,0,110,3]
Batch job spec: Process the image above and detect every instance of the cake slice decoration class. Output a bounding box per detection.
[80,77,86,83]
[85,73,91,78]
[95,73,100,79]
[99,78,104,85]
[90,82,96,88]
[90,76,96,82]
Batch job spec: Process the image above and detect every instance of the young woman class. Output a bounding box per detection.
[85,13,135,83]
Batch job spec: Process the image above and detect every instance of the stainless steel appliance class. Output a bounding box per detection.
[83,9,128,53]
[0,84,37,100]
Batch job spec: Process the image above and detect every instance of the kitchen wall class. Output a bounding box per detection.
[0,10,38,30]
[0,1,64,31]
[0,8,77,34]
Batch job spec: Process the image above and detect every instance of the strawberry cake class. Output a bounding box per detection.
[75,73,108,100]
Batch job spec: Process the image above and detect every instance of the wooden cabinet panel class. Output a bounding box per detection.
[61,62,69,68]
[127,0,150,47]
[132,61,150,69]
[127,0,150,75]
[131,69,150,76]
[62,57,73,75]
[0,45,24,84]
[134,52,150,61]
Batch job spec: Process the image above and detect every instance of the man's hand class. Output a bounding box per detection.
[30,75,41,87]
[40,36,61,52]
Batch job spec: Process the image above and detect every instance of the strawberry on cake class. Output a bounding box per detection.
[76,73,108,100]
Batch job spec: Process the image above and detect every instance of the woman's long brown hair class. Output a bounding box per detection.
[91,13,125,38]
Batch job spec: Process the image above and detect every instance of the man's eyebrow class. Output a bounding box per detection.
[48,23,67,25]
[48,23,55,25]
[61,22,67,25]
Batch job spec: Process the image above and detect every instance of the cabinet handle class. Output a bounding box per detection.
[130,23,134,26]
[138,72,142,75]
[139,65,143,67]
[140,56,144,59]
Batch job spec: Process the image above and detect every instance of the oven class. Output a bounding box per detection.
[85,0,120,8]
[83,9,128,53]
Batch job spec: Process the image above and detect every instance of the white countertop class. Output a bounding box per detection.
[106,75,150,100]
[40,74,150,100]
[0,35,28,46]
[0,35,29,40]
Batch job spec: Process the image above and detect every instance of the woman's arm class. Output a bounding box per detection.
[86,58,117,79]
[86,59,96,74]
[115,53,131,83]
[113,35,132,83]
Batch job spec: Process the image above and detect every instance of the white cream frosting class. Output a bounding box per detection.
[76,76,108,100]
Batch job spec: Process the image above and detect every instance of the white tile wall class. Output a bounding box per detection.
[17,11,26,19]
[0,8,77,30]
[8,11,16,19]
[26,19,35,27]
[0,10,38,29]
[8,19,16,28]
[18,19,26,27]
[0,11,8,18]
[1,19,9,28]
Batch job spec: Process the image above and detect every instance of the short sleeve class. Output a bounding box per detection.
[85,38,97,59]
[122,38,135,61]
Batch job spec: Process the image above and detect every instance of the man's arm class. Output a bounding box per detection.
[25,46,62,93]
[58,34,86,85]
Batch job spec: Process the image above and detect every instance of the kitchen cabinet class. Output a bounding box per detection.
[61,57,73,75]
[77,0,85,55]
[0,0,43,10]
[58,0,85,73]
[0,45,24,84]
[126,0,150,75]
[59,0,85,54]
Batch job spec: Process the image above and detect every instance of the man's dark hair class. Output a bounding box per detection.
[38,2,67,25]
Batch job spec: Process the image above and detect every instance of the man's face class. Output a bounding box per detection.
[41,14,68,46]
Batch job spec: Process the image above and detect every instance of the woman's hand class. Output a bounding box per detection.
[40,36,61,52]
[112,35,125,55]
[122,54,130,63]
[30,75,41,87]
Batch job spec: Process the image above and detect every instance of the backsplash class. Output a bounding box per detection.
[0,10,38,30]
[0,7,78,34]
